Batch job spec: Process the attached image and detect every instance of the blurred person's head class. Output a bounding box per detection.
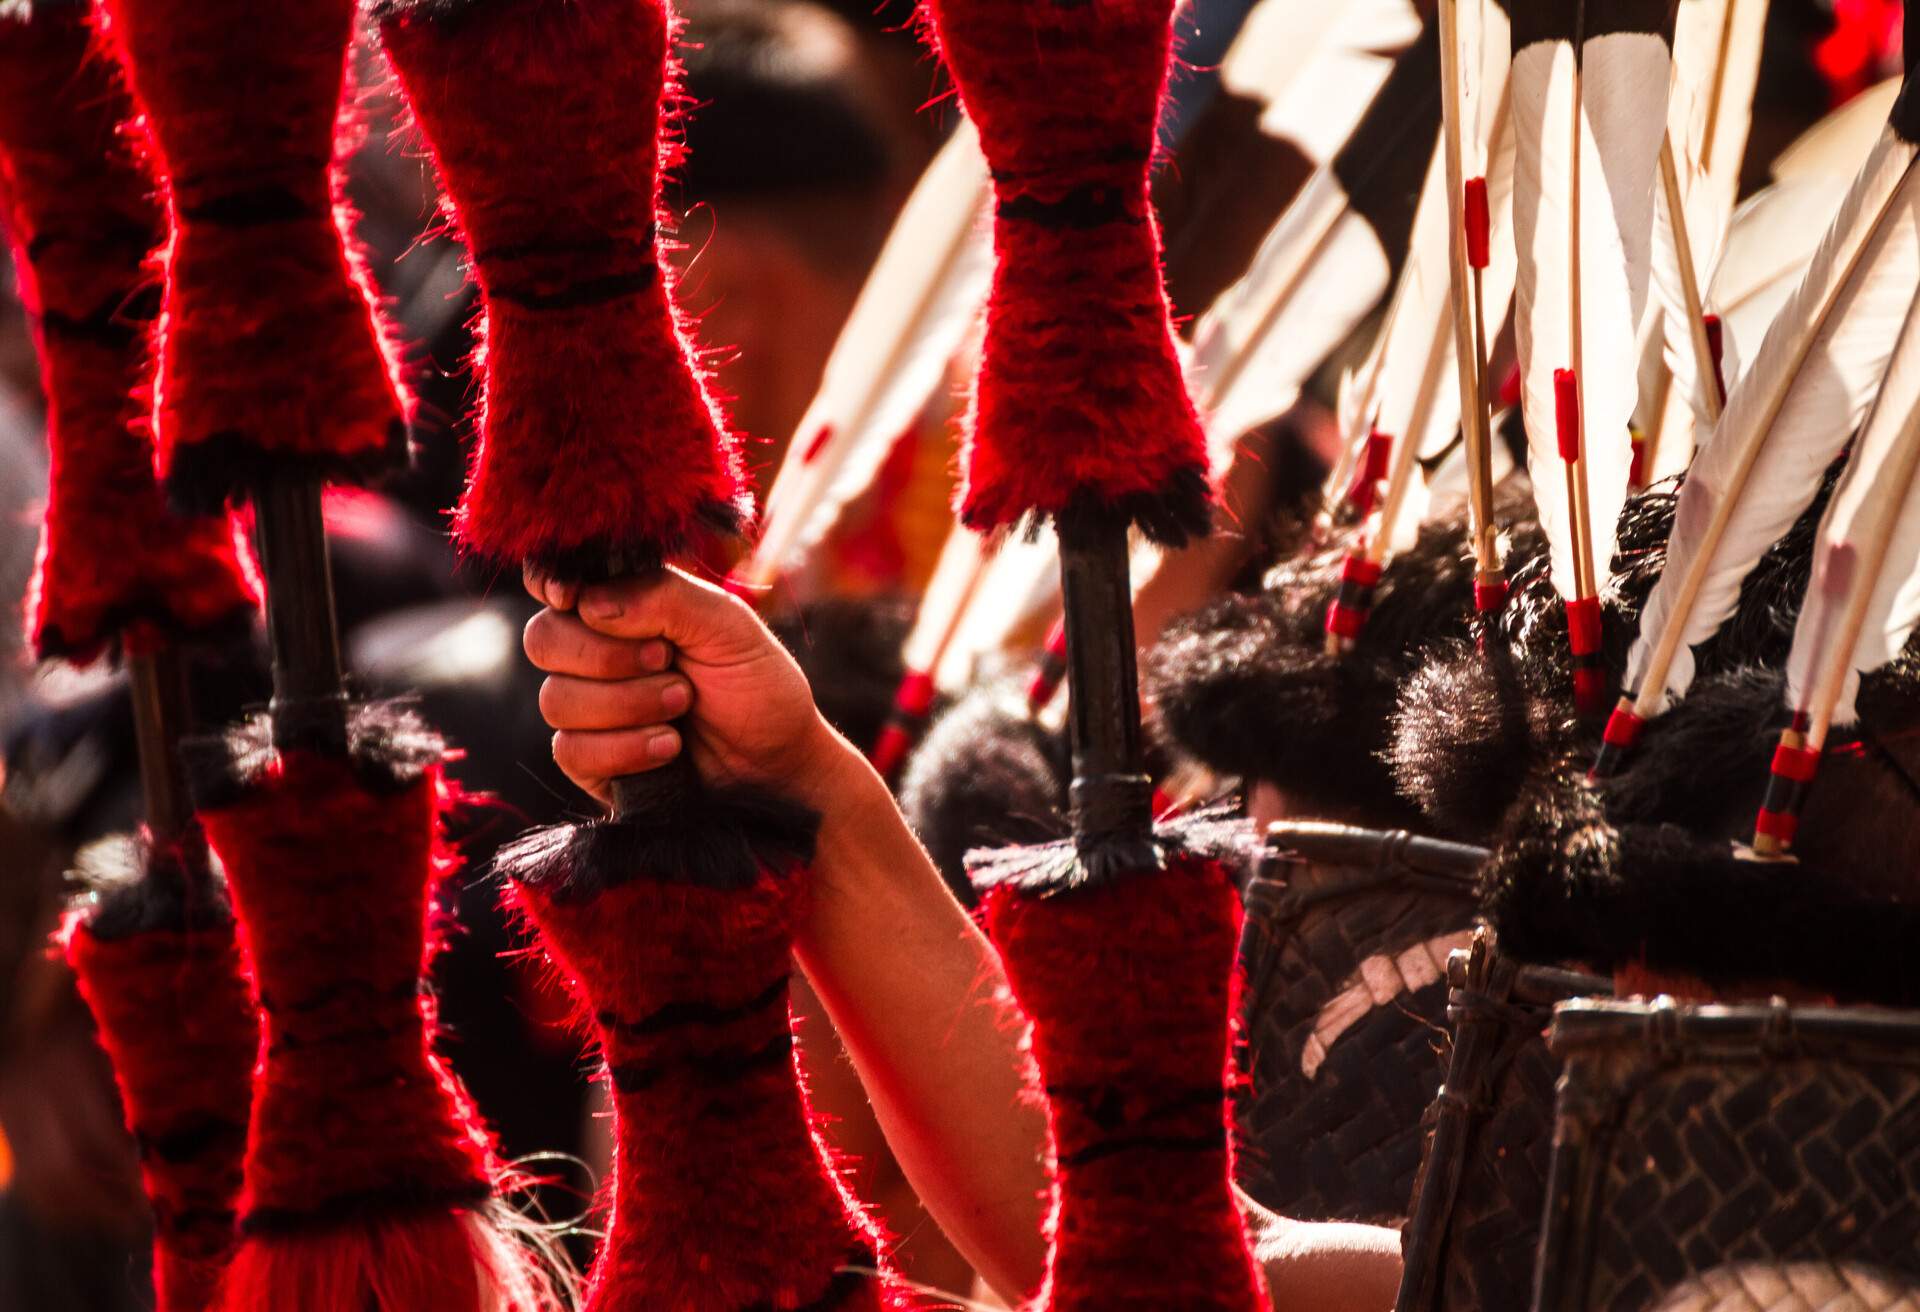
[667,0,917,488]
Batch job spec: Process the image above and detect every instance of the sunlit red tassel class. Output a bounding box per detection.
[96,0,408,511]
[921,0,1211,544]
[511,859,898,1310]
[0,0,255,663]
[191,711,551,1312]
[62,847,257,1312]
[379,0,750,582]
[978,850,1270,1312]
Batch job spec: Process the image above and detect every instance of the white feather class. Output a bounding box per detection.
[1628,128,1920,713]
[1511,27,1671,600]
[1786,290,1920,728]
[746,121,993,588]
[1222,0,1423,159]
[1191,170,1394,449]
[1771,77,1904,182]
[1711,179,1847,391]
[1708,84,1905,379]
[898,527,988,679]
[934,528,1064,692]
[1648,0,1767,437]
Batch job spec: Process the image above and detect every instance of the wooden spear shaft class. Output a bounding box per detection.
[1658,132,1726,425]
[1437,0,1500,579]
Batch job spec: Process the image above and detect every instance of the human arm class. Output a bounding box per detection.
[523,570,1049,1301]
[522,568,1406,1309]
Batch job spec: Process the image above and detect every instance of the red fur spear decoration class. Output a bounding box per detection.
[1,0,256,664]
[918,1,1270,1307]
[93,0,560,1307]
[0,7,258,1309]
[94,0,408,512]
[379,0,899,1305]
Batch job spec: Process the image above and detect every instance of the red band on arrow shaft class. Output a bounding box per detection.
[1464,177,1490,270]
[1554,369,1581,462]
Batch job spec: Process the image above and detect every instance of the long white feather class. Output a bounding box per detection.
[897,526,988,682]
[1511,18,1671,600]
[1647,0,1767,444]
[1627,128,1920,713]
[1222,0,1423,159]
[934,528,1065,691]
[1192,170,1395,447]
[1786,288,1920,729]
[1710,80,1906,374]
[744,121,992,589]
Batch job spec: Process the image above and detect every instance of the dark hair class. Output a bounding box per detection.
[672,0,895,203]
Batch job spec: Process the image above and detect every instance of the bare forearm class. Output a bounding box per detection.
[789,726,1048,1303]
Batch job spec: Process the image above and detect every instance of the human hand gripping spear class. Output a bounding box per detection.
[92,0,565,1307]
[914,0,1270,1306]
[0,6,259,1308]
[378,0,904,1306]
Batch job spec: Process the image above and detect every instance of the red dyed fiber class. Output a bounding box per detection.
[1345,431,1392,514]
[196,752,494,1233]
[0,1,255,663]
[1753,805,1800,844]
[920,0,1210,540]
[1770,741,1822,784]
[512,866,896,1311]
[1026,619,1071,711]
[1565,595,1602,655]
[1553,368,1581,462]
[1704,313,1726,406]
[380,0,751,582]
[981,857,1271,1312]
[1601,705,1644,749]
[868,722,915,779]
[63,903,257,1312]
[1463,177,1490,270]
[97,0,407,509]
[1473,577,1508,614]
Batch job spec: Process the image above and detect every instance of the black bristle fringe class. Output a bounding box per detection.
[988,464,1215,552]
[497,783,821,902]
[183,699,444,810]
[967,804,1256,898]
[162,419,412,519]
[72,835,235,941]
[510,497,751,588]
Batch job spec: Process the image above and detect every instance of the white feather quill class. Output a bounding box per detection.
[1645,0,1767,450]
[742,120,993,590]
[1626,125,1920,716]
[1511,6,1673,605]
[1636,76,1899,483]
